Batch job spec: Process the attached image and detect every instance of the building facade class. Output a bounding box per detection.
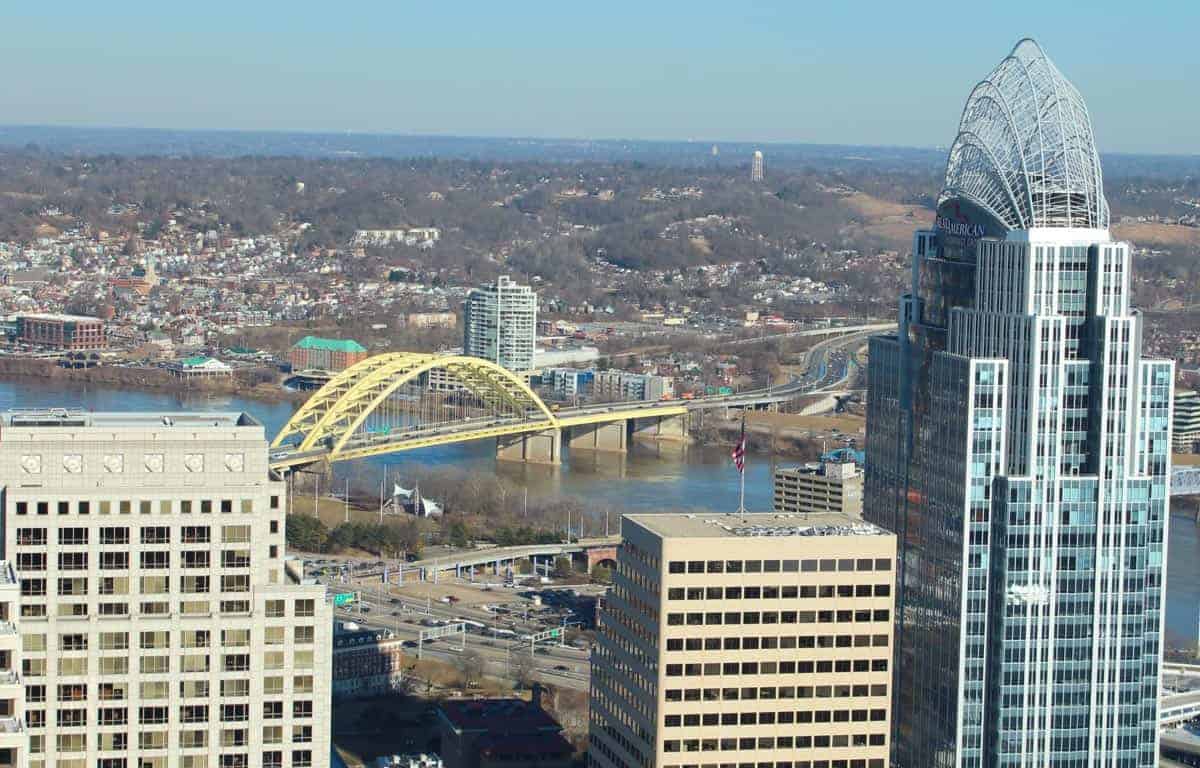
[864,40,1172,768]
[17,314,106,351]
[592,371,673,402]
[462,277,537,372]
[589,512,895,768]
[1174,389,1200,453]
[0,409,332,768]
[773,460,863,518]
[288,336,368,373]
[332,626,404,699]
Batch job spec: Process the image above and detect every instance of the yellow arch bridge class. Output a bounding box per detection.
[268,353,714,470]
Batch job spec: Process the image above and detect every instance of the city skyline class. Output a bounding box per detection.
[1,2,1197,155]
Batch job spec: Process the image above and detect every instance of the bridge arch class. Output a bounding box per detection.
[272,353,558,458]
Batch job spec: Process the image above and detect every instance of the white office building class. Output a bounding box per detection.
[462,276,537,372]
[0,409,332,768]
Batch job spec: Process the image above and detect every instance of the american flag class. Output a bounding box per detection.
[731,416,746,472]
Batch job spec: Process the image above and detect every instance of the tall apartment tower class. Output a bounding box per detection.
[750,150,764,182]
[0,410,332,768]
[864,39,1173,768]
[462,276,537,372]
[589,512,896,768]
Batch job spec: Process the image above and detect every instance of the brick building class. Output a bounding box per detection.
[332,626,405,698]
[17,313,106,351]
[288,336,368,373]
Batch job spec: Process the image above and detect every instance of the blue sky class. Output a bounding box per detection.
[3,0,1197,154]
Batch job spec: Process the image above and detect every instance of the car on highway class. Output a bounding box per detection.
[554,664,570,671]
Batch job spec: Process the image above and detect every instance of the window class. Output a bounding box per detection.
[223,654,251,673]
[182,526,210,544]
[182,551,210,568]
[100,632,129,650]
[221,629,250,647]
[57,683,87,702]
[221,550,251,569]
[139,706,169,725]
[17,552,45,571]
[181,705,209,724]
[140,576,169,595]
[139,656,169,674]
[140,631,169,650]
[100,551,128,570]
[221,575,250,593]
[182,575,210,594]
[265,599,285,618]
[59,634,88,652]
[100,527,129,545]
[295,599,315,617]
[140,526,170,544]
[221,679,250,697]
[17,528,47,546]
[140,551,169,569]
[58,552,88,571]
[222,525,251,543]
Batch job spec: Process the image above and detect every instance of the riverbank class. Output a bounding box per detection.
[702,410,866,458]
[0,358,308,405]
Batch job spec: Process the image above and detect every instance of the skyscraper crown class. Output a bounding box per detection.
[939,38,1109,231]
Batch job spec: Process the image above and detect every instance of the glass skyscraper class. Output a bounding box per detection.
[865,39,1172,768]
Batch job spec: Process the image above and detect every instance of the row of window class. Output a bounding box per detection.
[17,524,259,546]
[666,606,889,627]
[26,700,314,727]
[664,733,886,752]
[26,675,315,703]
[668,558,892,575]
[23,651,316,677]
[22,573,256,598]
[665,659,889,678]
[19,550,254,571]
[14,497,277,516]
[668,585,889,601]
[31,737,312,766]
[666,683,888,702]
[665,708,886,726]
[662,759,884,768]
[666,635,887,652]
[20,599,260,620]
[25,626,312,653]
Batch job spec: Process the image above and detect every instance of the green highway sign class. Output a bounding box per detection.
[333,592,357,607]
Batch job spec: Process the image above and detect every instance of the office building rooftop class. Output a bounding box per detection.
[625,511,885,539]
[2,408,259,429]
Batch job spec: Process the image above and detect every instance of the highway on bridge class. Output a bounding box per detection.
[268,325,889,471]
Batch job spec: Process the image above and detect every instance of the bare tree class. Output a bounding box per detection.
[456,650,486,693]
[510,652,536,690]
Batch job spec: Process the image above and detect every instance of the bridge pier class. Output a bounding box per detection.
[496,428,562,464]
[634,413,690,442]
[568,420,628,453]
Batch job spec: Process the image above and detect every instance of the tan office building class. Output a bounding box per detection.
[589,512,895,768]
[0,409,332,768]
[773,461,863,518]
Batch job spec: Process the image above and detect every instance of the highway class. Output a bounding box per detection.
[328,579,593,692]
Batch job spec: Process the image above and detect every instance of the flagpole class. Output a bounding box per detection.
[738,460,746,515]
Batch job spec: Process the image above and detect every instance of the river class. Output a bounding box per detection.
[0,377,1195,648]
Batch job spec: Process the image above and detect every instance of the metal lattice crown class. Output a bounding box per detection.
[939,38,1109,231]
